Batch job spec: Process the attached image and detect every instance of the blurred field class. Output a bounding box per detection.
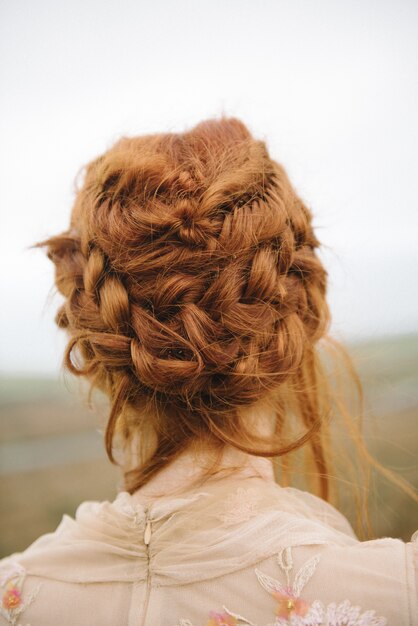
[1,333,417,557]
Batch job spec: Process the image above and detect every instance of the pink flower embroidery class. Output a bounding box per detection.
[0,560,42,624]
[255,547,317,620]
[178,547,388,626]
[2,585,22,610]
[206,611,238,626]
[273,588,310,618]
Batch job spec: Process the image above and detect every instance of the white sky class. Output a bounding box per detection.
[0,0,417,374]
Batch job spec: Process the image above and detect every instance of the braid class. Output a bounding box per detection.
[35,117,333,497]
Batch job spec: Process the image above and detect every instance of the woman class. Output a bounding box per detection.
[0,117,416,625]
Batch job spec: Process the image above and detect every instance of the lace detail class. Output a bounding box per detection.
[255,547,319,618]
[176,547,387,626]
[0,560,41,625]
[218,488,261,527]
[274,600,388,626]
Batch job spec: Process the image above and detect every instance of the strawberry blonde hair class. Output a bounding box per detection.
[35,117,413,533]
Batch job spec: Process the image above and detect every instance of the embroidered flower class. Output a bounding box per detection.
[274,599,387,626]
[2,585,21,610]
[255,546,317,620]
[256,547,387,626]
[177,546,388,626]
[0,560,41,625]
[273,589,310,618]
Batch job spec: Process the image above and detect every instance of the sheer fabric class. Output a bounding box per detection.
[0,476,416,625]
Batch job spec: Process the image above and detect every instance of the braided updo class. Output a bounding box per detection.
[36,117,333,496]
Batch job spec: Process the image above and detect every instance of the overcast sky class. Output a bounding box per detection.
[0,0,417,375]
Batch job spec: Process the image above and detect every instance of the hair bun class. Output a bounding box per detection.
[37,117,331,493]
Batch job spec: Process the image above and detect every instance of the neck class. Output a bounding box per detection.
[129,444,276,502]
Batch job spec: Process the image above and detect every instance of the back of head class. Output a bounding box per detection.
[38,117,332,495]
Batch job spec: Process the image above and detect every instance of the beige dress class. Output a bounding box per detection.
[0,474,417,626]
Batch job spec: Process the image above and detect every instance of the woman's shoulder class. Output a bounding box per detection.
[0,478,413,582]
[174,538,418,626]
[0,480,416,625]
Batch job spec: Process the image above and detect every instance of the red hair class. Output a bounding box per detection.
[36,117,412,530]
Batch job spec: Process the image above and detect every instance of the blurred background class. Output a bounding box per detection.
[0,0,417,556]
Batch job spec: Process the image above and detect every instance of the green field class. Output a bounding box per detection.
[1,333,417,557]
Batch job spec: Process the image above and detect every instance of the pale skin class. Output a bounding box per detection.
[129,446,276,505]
[123,403,278,504]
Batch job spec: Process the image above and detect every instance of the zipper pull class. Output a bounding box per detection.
[144,519,152,546]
